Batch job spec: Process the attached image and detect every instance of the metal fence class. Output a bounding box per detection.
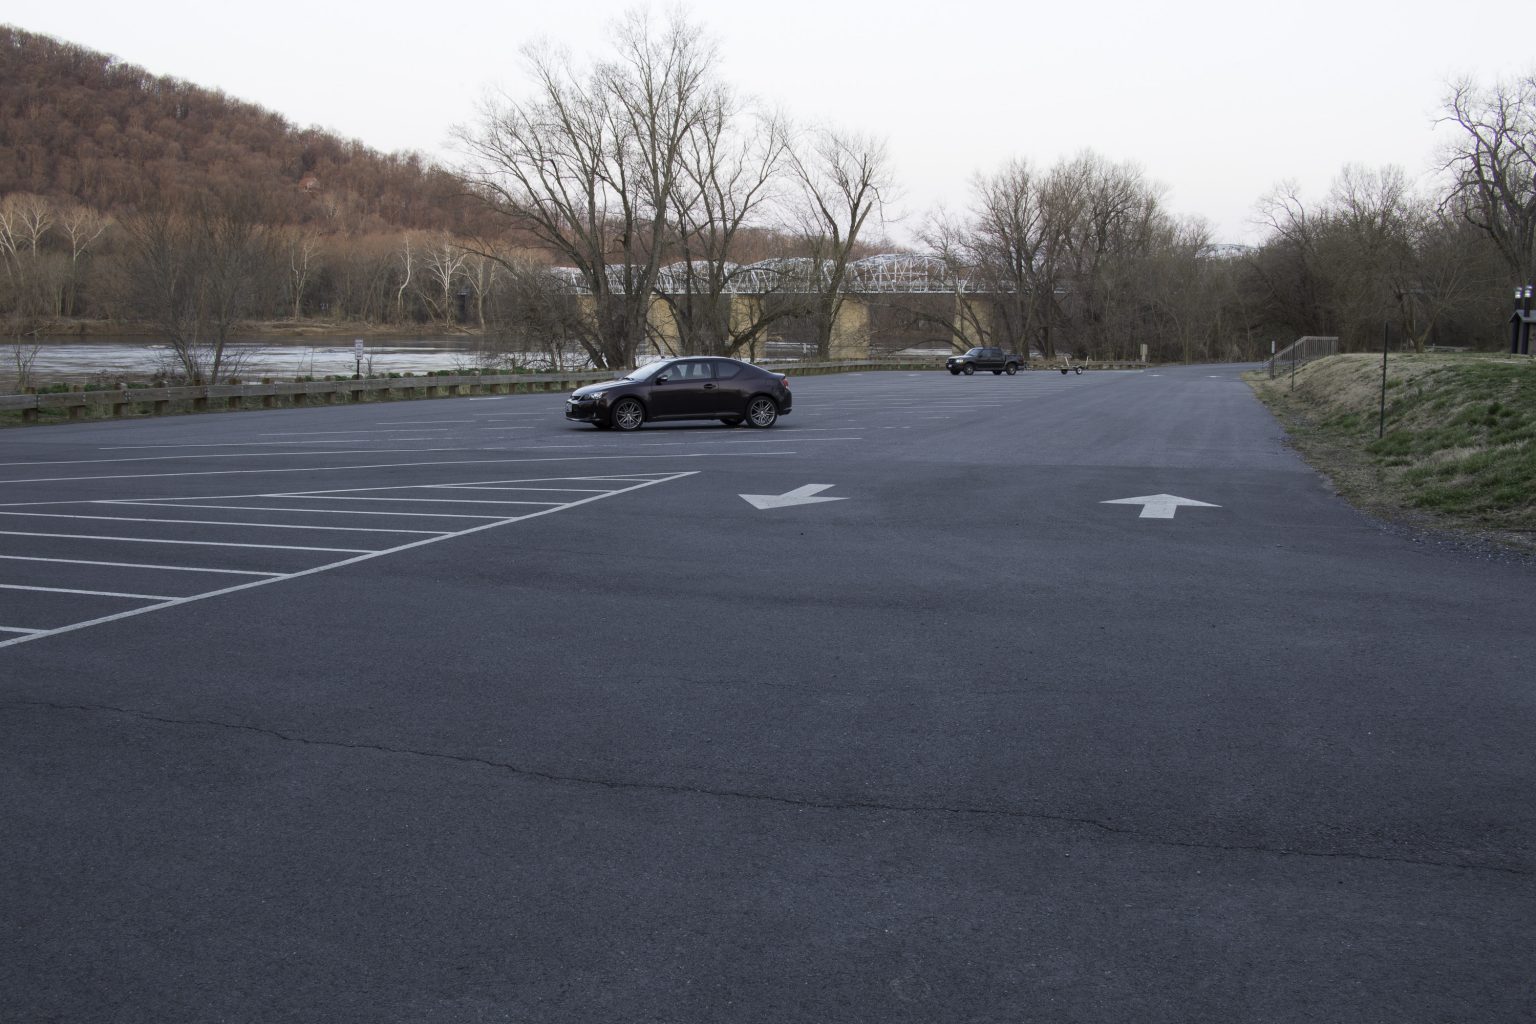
[1263,336,1339,377]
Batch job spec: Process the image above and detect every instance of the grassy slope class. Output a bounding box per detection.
[1247,353,1536,552]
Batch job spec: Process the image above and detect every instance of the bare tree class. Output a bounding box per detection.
[417,235,469,326]
[285,229,322,319]
[0,193,55,263]
[1251,180,1335,339]
[57,203,108,318]
[786,128,893,358]
[1,194,59,384]
[461,251,500,328]
[657,96,792,356]
[1442,72,1536,282]
[457,8,718,368]
[0,193,56,316]
[395,233,415,321]
[113,192,278,382]
[921,160,1050,355]
[485,257,592,370]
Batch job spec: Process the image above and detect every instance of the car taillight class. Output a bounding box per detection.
[780,375,790,388]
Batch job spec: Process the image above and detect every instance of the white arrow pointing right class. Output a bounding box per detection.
[740,484,846,510]
[1101,493,1221,519]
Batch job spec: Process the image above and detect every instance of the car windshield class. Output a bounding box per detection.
[964,348,986,357]
[623,360,677,382]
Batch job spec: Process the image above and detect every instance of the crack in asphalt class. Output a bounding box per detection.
[10,698,1533,880]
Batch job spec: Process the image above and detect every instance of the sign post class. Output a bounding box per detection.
[354,338,364,378]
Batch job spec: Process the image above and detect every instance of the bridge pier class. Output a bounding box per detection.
[830,298,871,360]
[955,295,992,350]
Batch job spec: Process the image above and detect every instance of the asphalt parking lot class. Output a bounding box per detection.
[3,365,1533,1023]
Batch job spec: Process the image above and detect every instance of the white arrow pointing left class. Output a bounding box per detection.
[740,484,846,510]
[1100,493,1221,519]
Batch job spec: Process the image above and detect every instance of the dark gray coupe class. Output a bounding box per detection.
[565,357,792,430]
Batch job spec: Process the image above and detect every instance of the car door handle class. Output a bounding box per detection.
[703,383,717,389]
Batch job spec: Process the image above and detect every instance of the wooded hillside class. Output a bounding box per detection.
[0,25,478,234]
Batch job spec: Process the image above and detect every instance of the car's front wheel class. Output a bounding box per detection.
[745,396,778,428]
[611,397,645,431]
[962,364,975,376]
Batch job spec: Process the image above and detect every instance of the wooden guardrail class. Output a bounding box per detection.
[0,358,946,424]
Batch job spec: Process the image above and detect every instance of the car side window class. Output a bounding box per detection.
[709,360,739,380]
[681,361,713,380]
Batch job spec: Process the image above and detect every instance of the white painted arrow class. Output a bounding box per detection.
[1100,493,1221,519]
[740,484,847,510]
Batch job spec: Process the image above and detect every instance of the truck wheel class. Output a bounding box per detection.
[1005,363,1018,375]
[962,364,975,376]
[1074,366,1083,375]
[1060,368,1068,375]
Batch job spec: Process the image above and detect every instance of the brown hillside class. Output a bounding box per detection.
[0,25,487,234]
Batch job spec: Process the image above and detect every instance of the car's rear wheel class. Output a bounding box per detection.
[745,396,778,428]
[611,397,645,431]
[962,364,975,376]
[1005,363,1018,375]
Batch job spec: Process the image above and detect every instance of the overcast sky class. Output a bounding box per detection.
[8,0,1532,245]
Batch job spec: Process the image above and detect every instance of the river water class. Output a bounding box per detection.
[6,336,585,389]
[6,336,831,390]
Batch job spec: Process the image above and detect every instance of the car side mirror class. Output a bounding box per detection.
[656,374,670,383]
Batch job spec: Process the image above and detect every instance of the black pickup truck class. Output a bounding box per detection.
[946,346,1024,376]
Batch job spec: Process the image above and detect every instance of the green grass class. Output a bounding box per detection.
[1248,353,1536,549]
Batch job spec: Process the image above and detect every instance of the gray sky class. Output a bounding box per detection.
[7,0,1531,245]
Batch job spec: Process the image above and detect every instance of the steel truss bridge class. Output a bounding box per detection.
[551,245,1253,297]
[552,255,968,296]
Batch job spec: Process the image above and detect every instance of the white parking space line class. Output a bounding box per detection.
[418,485,612,494]
[0,584,179,601]
[257,429,454,436]
[100,440,380,449]
[0,450,796,485]
[269,496,566,507]
[0,531,374,553]
[0,555,280,577]
[0,448,478,469]
[0,471,697,649]
[0,511,447,535]
[100,501,506,521]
